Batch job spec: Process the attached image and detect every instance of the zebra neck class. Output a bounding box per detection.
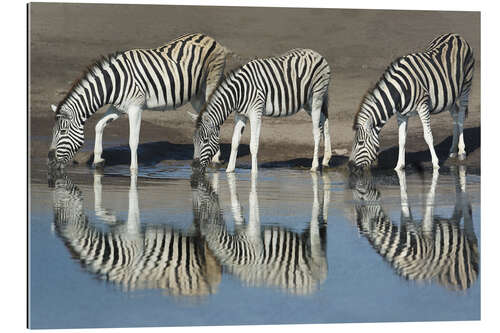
[59,55,125,124]
[358,70,408,131]
[206,84,239,128]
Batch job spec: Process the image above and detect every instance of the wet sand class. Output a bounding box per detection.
[29,3,481,176]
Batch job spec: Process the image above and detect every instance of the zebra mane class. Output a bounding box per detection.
[56,51,125,115]
[195,65,245,128]
[352,57,404,130]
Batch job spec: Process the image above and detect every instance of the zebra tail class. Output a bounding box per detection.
[320,92,329,133]
[321,92,329,119]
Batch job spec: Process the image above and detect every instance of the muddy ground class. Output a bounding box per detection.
[29,3,481,176]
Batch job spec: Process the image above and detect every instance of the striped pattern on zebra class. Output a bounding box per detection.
[349,167,478,290]
[191,172,329,295]
[48,33,230,171]
[52,173,221,296]
[192,48,332,173]
[349,33,475,170]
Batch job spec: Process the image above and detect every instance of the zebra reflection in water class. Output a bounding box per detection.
[191,172,329,295]
[52,172,221,297]
[349,166,478,291]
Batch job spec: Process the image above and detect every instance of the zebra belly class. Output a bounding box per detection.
[145,99,190,111]
[263,102,303,117]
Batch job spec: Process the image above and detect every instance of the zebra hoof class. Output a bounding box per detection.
[458,153,466,161]
[449,152,457,159]
[310,166,319,172]
[94,160,106,169]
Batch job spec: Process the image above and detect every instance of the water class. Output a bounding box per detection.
[29,164,480,329]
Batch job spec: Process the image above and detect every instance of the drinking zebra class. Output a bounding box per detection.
[52,172,222,296]
[349,33,475,170]
[192,48,332,173]
[349,167,479,290]
[48,33,231,171]
[191,172,329,294]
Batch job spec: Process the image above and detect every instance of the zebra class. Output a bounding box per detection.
[48,33,231,172]
[52,172,222,297]
[349,33,475,171]
[349,167,479,291]
[192,48,332,174]
[191,172,329,295]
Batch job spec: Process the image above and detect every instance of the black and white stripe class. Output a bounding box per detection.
[49,33,229,170]
[192,173,328,294]
[349,33,475,170]
[52,174,221,296]
[350,168,479,290]
[193,48,332,173]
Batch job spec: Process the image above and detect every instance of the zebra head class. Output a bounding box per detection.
[349,119,380,169]
[348,169,380,203]
[48,105,85,169]
[192,120,220,173]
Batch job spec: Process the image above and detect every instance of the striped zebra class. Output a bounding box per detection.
[349,167,479,290]
[48,33,231,171]
[349,33,475,170]
[192,48,332,173]
[192,172,329,294]
[52,172,222,296]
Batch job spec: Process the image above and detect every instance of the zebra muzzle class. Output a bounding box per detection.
[191,158,206,173]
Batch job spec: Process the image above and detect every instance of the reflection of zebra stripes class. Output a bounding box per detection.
[350,168,479,290]
[192,48,331,173]
[349,33,475,170]
[52,173,221,296]
[192,173,329,294]
[49,33,229,170]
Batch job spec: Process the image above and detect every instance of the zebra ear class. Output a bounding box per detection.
[59,109,73,120]
[51,104,57,113]
[187,111,198,123]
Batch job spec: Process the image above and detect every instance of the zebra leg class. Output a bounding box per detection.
[127,106,143,172]
[227,173,245,229]
[321,115,332,167]
[310,97,323,172]
[93,106,121,167]
[422,170,439,233]
[395,169,412,221]
[321,172,331,224]
[211,172,220,195]
[93,172,117,224]
[310,172,327,280]
[249,111,263,174]
[449,104,460,158]
[126,170,141,235]
[457,99,467,161]
[247,172,261,241]
[394,115,408,171]
[226,114,247,173]
[320,94,332,167]
[417,105,440,170]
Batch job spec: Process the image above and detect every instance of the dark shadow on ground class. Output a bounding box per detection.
[88,142,251,167]
[259,155,349,170]
[376,126,480,170]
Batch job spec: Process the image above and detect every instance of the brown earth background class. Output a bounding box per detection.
[29,3,481,174]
